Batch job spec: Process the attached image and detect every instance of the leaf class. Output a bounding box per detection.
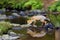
[57,6,60,11]
[48,1,60,12]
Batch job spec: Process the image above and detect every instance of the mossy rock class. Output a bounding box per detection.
[0,21,13,34]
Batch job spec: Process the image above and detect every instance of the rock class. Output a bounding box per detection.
[9,36,19,40]
[0,15,7,20]
[19,11,26,16]
[11,10,18,13]
[12,26,22,30]
[8,30,17,36]
[10,23,20,26]
[0,36,2,40]
[21,24,31,28]
[2,34,20,40]
[2,34,10,40]
[0,10,4,14]
[30,10,41,13]
[8,16,14,19]
[8,30,23,37]
[27,12,34,16]
[12,13,20,17]
[2,31,20,40]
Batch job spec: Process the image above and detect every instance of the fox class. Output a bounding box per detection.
[27,15,47,25]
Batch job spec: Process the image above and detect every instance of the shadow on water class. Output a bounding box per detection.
[6,17,27,25]
[13,28,55,40]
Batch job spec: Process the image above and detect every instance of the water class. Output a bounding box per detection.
[13,28,55,40]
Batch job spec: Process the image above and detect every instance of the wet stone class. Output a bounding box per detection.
[12,26,22,30]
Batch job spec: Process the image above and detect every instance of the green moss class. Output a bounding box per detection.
[0,21,13,34]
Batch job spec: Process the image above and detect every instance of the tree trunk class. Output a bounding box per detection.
[55,29,60,40]
[42,0,58,9]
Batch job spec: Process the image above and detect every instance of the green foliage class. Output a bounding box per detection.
[48,14,60,27]
[48,3,56,12]
[0,0,43,10]
[57,6,60,11]
[0,21,13,34]
[48,1,60,12]
[0,0,27,9]
[24,0,43,10]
